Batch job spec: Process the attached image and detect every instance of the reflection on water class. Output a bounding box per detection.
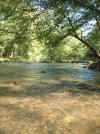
[0,62,100,85]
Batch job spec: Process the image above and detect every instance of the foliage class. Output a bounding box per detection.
[0,0,100,62]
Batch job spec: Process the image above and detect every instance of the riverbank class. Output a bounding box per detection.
[86,60,100,71]
[0,57,91,64]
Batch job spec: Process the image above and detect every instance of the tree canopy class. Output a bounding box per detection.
[0,0,100,61]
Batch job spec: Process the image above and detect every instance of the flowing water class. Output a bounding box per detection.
[0,62,100,88]
[0,62,100,134]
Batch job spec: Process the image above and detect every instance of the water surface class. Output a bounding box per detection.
[0,62,100,84]
[0,62,100,134]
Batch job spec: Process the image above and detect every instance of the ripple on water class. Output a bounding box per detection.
[0,62,100,85]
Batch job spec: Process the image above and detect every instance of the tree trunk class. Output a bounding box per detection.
[74,34,100,59]
[0,51,2,58]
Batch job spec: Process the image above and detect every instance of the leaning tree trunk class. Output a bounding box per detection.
[74,34,100,59]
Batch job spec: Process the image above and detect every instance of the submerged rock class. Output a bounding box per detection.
[83,66,87,68]
[41,71,46,73]
[13,81,18,84]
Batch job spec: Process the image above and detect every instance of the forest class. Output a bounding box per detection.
[0,0,100,64]
[0,1,100,134]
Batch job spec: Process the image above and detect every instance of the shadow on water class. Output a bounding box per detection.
[0,63,100,134]
[0,79,100,98]
[0,62,100,98]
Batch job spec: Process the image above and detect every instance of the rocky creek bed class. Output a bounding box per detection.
[0,62,100,134]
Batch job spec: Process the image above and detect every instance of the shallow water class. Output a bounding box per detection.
[0,62,100,85]
[0,62,100,134]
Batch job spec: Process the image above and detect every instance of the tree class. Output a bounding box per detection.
[35,0,100,59]
[0,0,41,59]
[0,0,100,61]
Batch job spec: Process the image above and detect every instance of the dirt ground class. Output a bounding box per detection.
[0,79,100,134]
